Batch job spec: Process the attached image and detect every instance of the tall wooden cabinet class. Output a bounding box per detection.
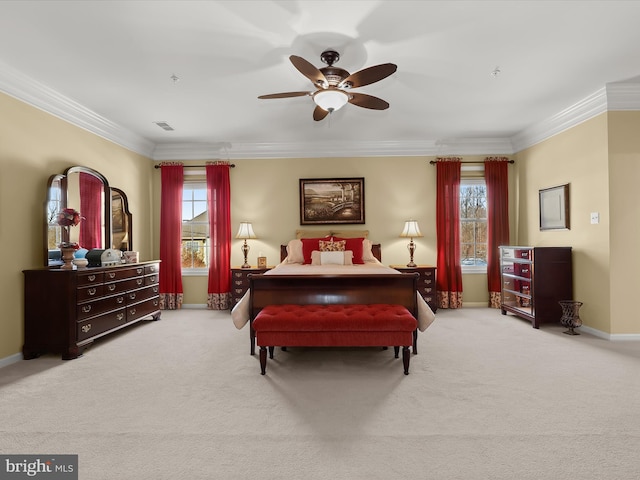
[499,246,573,329]
[23,261,161,360]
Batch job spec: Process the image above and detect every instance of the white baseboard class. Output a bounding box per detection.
[0,352,23,369]
[181,304,211,309]
[579,325,640,341]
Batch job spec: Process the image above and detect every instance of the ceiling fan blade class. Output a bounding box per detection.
[348,92,390,110]
[258,91,311,99]
[313,106,329,121]
[290,55,328,87]
[341,63,397,88]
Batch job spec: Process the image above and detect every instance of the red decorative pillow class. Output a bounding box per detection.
[332,237,365,264]
[300,237,329,264]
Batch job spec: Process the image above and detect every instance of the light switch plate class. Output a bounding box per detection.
[590,212,599,224]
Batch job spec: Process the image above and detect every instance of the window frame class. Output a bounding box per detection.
[460,176,488,275]
[181,180,209,276]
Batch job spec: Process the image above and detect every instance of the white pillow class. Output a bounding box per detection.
[311,250,354,265]
[286,239,304,263]
[362,239,376,262]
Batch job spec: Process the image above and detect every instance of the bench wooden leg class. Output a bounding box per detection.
[250,325,256,355]
[259,346,267,375]
[393,346,400,358]
[413,330,418,354]
[268,346,274,359]
[402,346,410,375]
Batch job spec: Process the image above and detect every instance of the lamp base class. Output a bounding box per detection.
[406,261,417,268]
[241,262,251,269]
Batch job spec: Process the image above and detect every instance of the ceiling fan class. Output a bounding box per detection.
[258,49,397,121]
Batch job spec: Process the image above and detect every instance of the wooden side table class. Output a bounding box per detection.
[390,265,437,313]
[230,266,272,310]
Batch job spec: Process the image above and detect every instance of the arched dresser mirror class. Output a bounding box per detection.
[111,187,133,251]
[44,166,111,266]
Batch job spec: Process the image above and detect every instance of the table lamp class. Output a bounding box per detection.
[399,220,423,267]
[235,222,257,268]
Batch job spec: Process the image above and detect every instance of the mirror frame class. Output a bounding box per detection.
[44,166,111,266]
[111,187,133,251]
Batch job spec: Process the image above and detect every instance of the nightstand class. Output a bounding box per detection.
[390,265,437,313]
[230,266,272,310]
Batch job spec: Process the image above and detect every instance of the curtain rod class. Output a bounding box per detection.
[154,164,235,169]
[429,160,514,165]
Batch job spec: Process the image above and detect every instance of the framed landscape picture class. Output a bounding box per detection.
[299,177,365,225]
[539,183,570,230]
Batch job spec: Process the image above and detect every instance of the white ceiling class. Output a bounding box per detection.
[1,0,640,160]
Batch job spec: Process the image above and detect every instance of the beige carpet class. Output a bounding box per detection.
[1,307,639,479]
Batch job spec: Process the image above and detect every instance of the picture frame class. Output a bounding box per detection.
[299,177,365,225]
[257,256,267,269]
[539,183,570,230]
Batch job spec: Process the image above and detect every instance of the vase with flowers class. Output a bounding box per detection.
[57,208,83,269]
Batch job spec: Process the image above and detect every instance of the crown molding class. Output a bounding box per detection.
[1,60,638,160]
[0,60,156,157]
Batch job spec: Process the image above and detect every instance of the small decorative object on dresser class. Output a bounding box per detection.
[390,265,437,313]
[230,266,272,310]
[23,261,161,360]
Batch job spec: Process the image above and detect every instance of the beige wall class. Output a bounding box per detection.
[515,113,619,333]
[607,111,640,334]
[0,92,155,360]
[153,156,496,307]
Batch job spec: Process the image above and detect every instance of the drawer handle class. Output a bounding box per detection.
[88,288,97,296]
[129,308,136,315]
[108,284,116,291]
[108,272,116,279]
[153,300,159,306]
[234,273,243,278]
[235,280,243,286]
[117,313,125,321]
[88,275,96,281]
[423,279,432,285]
[153,286,159,293]
[129,293,136,300]
[81,324,92,333]
[150,265,157,272]
[137,268,143,274]
[235,289,244,294]
[425,288,432,293]
[117,296,124,304]
[82,305,92,313]
[136,279,143,285]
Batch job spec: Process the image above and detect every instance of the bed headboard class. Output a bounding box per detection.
[279,243,382,262]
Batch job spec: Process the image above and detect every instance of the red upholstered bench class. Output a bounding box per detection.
[252,304,418,375]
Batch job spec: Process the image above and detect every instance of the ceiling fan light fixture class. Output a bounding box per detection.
[313,89,349,113]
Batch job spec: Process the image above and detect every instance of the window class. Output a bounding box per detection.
[460,178,487,272]
[182,182,209,270]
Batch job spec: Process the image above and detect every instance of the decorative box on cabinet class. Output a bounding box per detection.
[23,261,161,360]
[499,246,572,329]
[390,265,438,313]
[230,266,272,310]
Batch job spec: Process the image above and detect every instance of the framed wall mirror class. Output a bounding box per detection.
[44,166,112,266]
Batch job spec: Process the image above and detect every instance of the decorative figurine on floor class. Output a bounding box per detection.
[559,300,583,335]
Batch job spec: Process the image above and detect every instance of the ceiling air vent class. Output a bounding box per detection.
[154,121,174,131]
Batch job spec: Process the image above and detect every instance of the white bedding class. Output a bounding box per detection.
[230,259,436,331]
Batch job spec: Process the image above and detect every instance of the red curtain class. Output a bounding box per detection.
[485,158,510,308]
[159,163,184,310]
[206,162,232,310]
[79,172,103,249]
[436,159,463,308]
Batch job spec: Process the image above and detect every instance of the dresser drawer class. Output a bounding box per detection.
[104,277,145,295]
[126,284,159,304]
[127,297,160,322]
[77,271,104,286]
[77,284,104,303]
[77,309,126,342]
[77,294,126,320]
[145,273,159,286]
[104,266,144,282]
[145,263,159,275]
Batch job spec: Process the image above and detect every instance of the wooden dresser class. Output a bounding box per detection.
[230,266,272,310]
[23,261,161,360]
[499,246,572,328]
[390,265,438,313]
